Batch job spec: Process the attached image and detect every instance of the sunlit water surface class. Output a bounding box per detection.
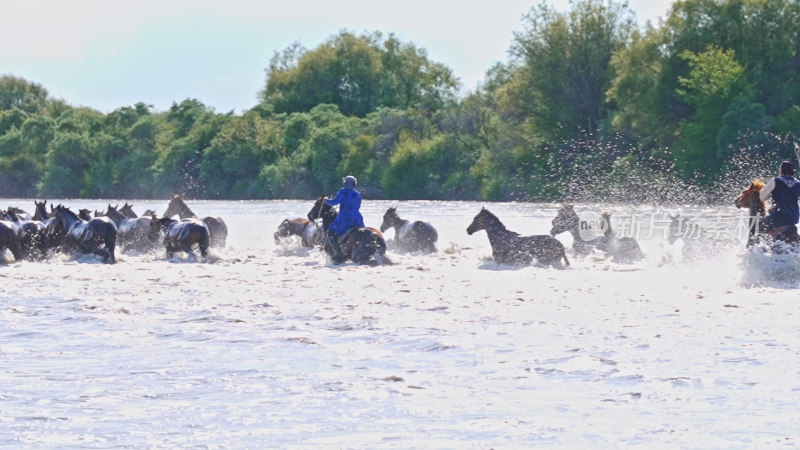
[2,199,800,447]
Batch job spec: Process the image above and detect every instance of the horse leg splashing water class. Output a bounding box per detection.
[467,207,569,267]
[307,196,390,266]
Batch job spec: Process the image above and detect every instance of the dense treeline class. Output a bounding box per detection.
[1,0,799,203]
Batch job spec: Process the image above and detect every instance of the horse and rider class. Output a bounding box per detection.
[736,160,800,248]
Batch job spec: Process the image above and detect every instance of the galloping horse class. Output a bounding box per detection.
[3,208,47,260]
[0,214,24,262]
[550,205,643,262]
[468,208,569,267]
[104,204,160,252]
[164,195,227,248]
[307,196,390,266]
[274,218,324,248]
[48,205,117,263]
[150,216,210,260]
[550,205,608,255]
[735,180,799,248]
[600,212,645,262]
[379,207,438,254]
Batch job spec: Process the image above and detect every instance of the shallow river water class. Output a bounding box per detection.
[1,198,799,448]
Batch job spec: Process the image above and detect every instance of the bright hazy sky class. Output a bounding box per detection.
[3,0,674,114]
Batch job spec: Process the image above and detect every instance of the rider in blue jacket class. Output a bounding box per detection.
[759,160,800,239]
[325,175,365,263]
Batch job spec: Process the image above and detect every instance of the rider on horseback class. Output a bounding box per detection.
[759,161,800,240]
[325,175,365,264]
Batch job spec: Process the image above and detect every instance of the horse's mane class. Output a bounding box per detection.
[56,205,79,221]
[751,179,765,190]
[480,208,509,231]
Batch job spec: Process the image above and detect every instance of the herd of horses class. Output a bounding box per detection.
[3,181,790,267]
[0,195,227,264]
[274,197,648,267]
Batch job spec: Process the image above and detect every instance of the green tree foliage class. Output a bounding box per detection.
[0,75,49,113]
[673,45,755,177]
[40,133,92,197]
[1,0,798,203]
[260,31,458,117]
[508,0,635,141]
[153,99,230,197]
[201,112,279,198]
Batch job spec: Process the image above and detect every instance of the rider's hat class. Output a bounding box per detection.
[780,161,795,176]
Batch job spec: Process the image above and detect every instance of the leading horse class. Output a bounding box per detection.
[164,194,227,248]
[307,196,390,266]
[379,207,438,254]
[48,205,117,264]
[468,208,569,267]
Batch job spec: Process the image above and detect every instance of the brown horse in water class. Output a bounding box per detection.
[550,204,608,256]
[48,205,117,264]
[0,214,24,262]
[104,204,160,252]
[735,179,799,249]
[307,196,390,266]
[550,205,643,262]
[150,216,210,260]
[379,207,438,254]
[164,194,227,248]
[274,218,324,248]
[468,208,569,267]
[3,208,47,260]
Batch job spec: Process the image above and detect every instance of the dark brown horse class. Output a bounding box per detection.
[599,212,645,262]
[550,205,643,262]
[735,179,799,248]
[467,208,569,267]
[379,207,438,254]
[150,216,210,260]
[307,196,390,266]
[0,214,24,262]
[3,208,47,260]
[48,205,117,264]
[274,218,324,248]
[33,200,53,224]
[550,204,608,256]
[164,194,227,248]
[119,202,139,218]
